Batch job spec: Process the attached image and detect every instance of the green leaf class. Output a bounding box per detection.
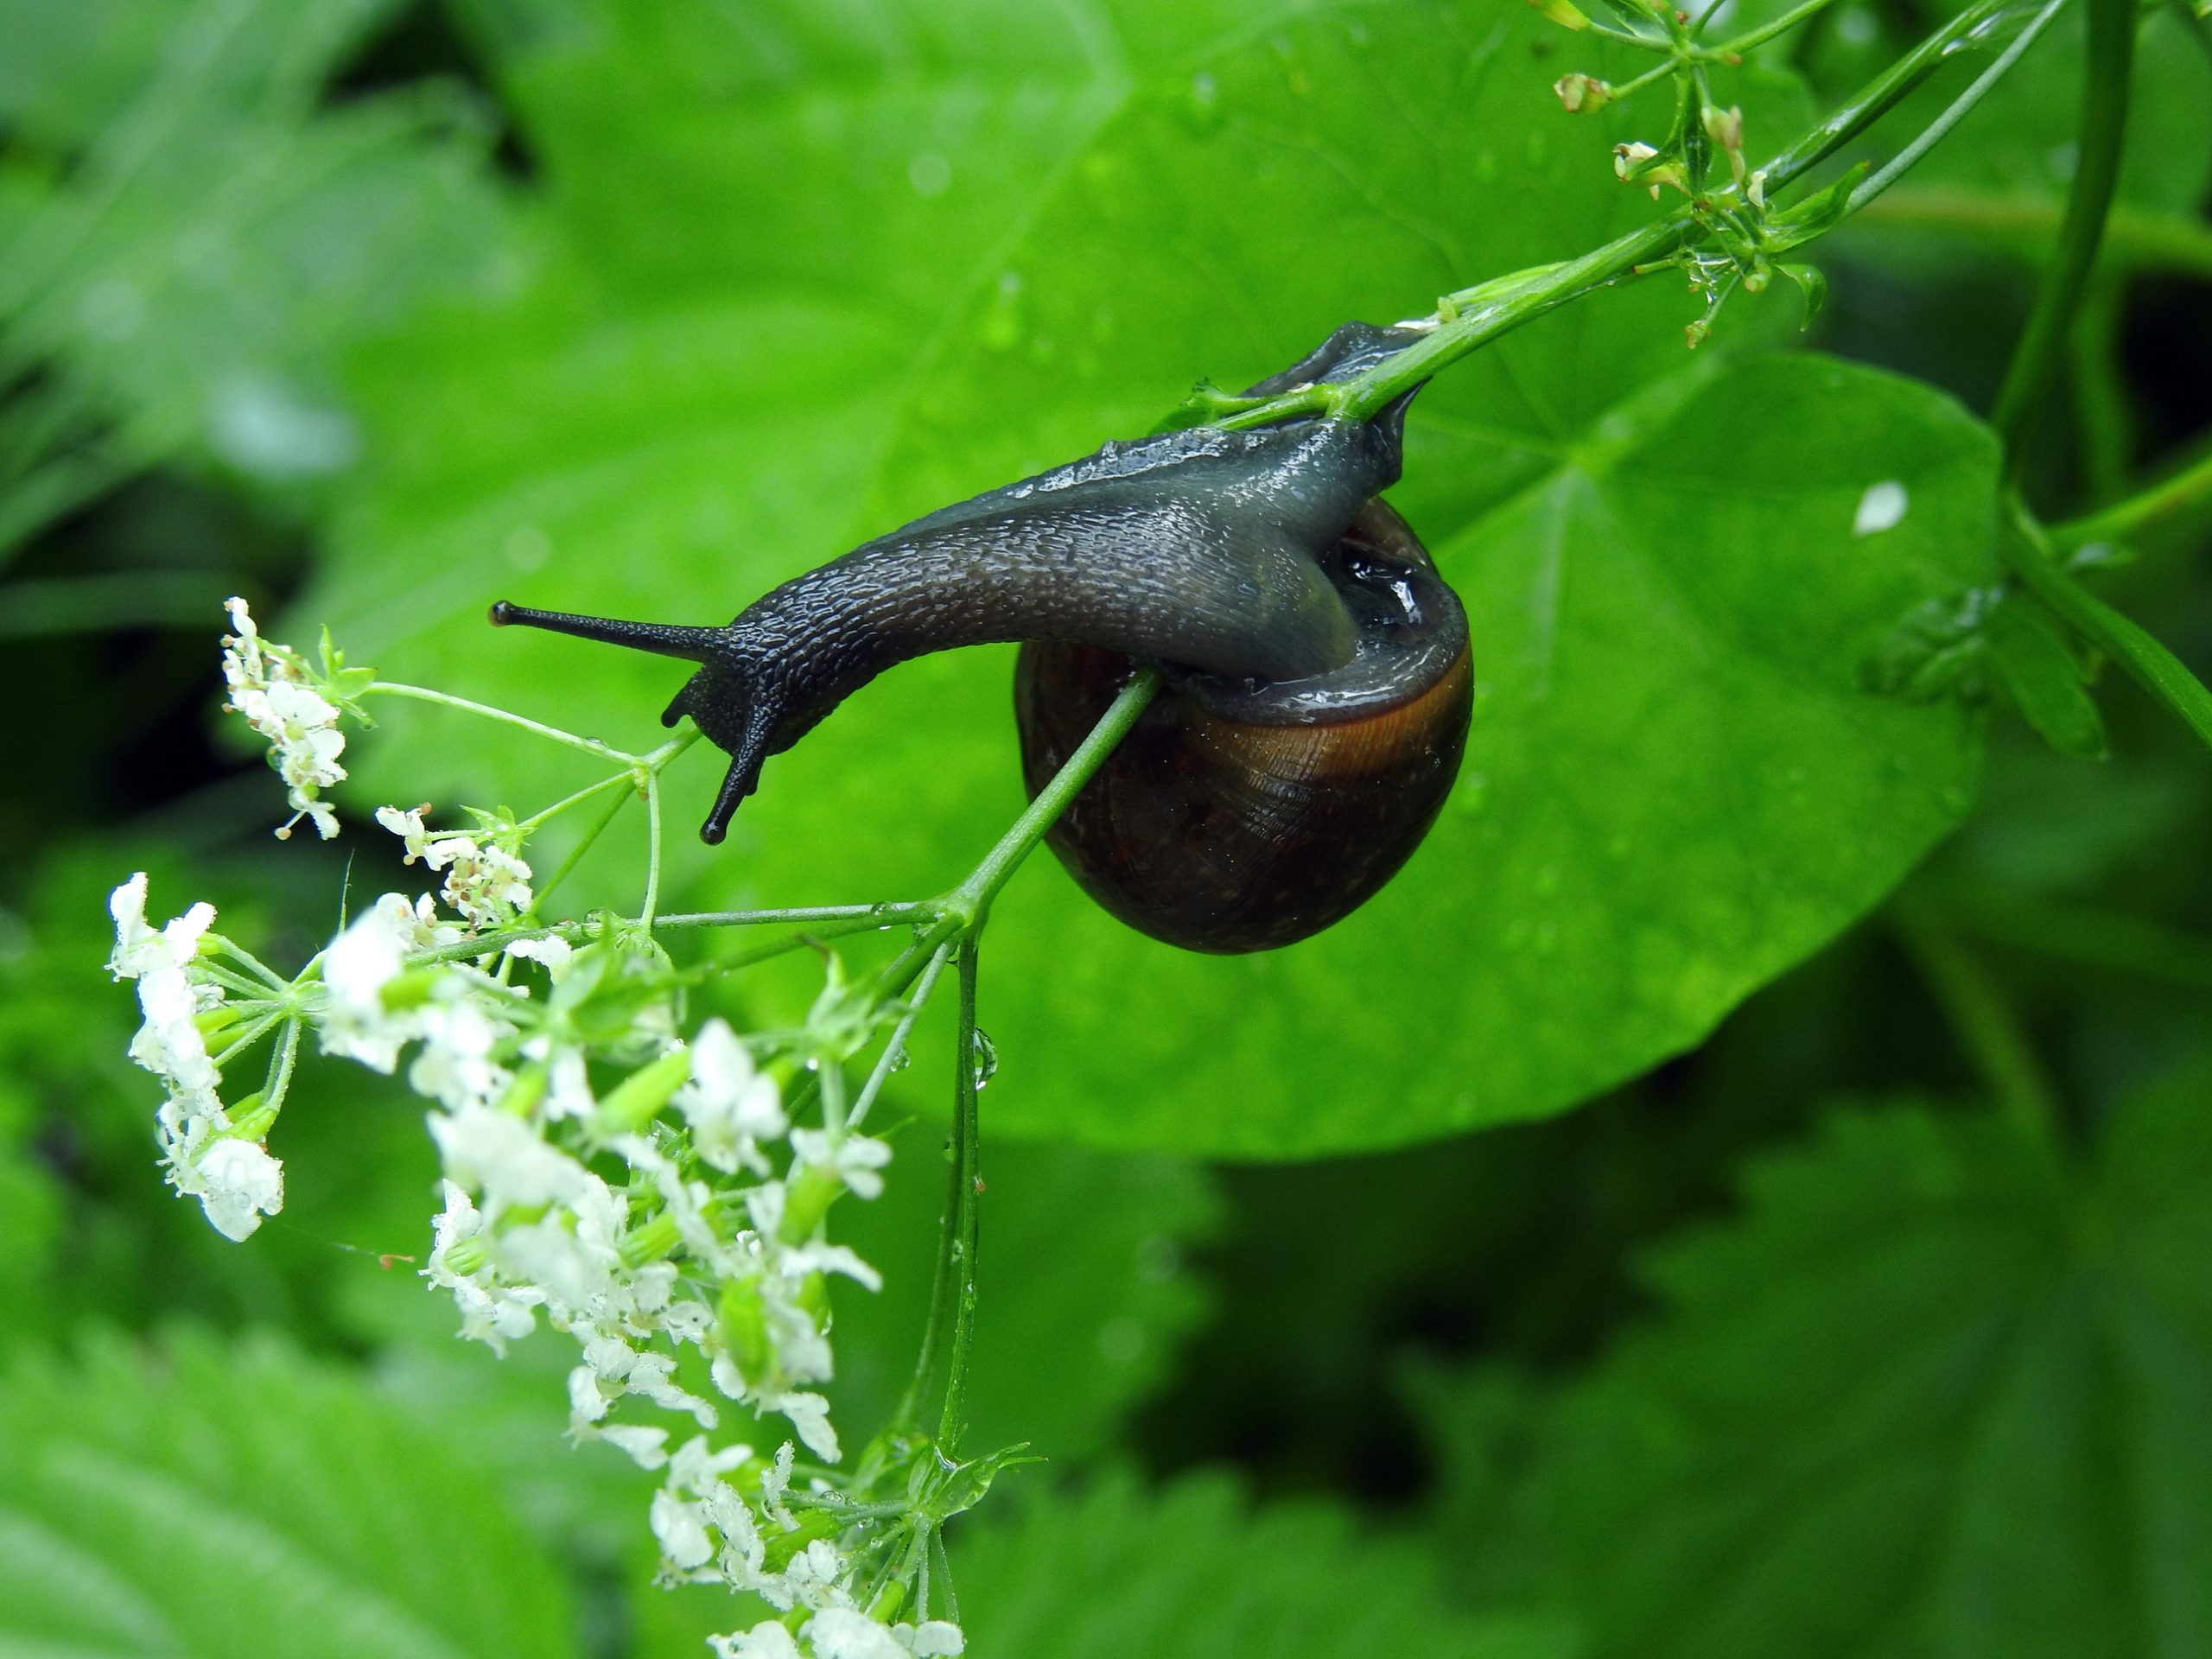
[1438,1064,2212,1659]
[0,0,508,518]
[1986,591,2107,759]
[0,1331,581,1658]
[317,2,1996,1158]
[948,1471,1575,1659]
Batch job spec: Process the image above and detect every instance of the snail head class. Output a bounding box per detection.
[485,601,772,845]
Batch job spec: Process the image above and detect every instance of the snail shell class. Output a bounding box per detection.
[1014,498,1471,953]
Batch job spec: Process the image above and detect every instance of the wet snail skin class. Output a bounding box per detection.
[489,322,1471,953]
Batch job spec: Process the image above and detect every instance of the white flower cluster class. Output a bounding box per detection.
[312,891,931,1653]
[220,597,350,840]
[106,874,284,1241]
[111,602,981,1658]
[375,805,536,931]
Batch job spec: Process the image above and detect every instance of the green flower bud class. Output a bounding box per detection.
[594,1048,690,1135]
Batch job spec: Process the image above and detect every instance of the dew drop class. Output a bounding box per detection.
[969,1028,999,1091]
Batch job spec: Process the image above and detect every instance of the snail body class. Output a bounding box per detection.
[492,323,1471,953]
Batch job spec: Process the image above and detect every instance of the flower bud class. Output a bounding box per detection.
[1554,73,1613,112]
[595,1048,691,1135]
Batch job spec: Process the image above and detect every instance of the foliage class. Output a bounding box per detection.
[1421,1063,2212,1658]
[3,0,2209,1656]
[0,1331,579,1657]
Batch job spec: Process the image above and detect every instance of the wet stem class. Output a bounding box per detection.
[374,658,1160,1452]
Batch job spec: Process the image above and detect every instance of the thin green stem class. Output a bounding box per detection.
[935,937,984,1453]
[1845,0,2069,217]
[1892,898,2066,1153]
[263,1016,303,1114]
[641,770,665,931]
[937,670,1160,926]
[713,916,907,975]
[2005,499,2212,750]
[209,1010,285,1069]
[1992,0,2135,473]
[1211,0,2047,432]
[660,903,940,931]
[1719,0,1842,57]
[517,770,633,835]
[364,682,641,766]
[204,932,292,992]
[819,1049,850,1139]
[199,962,283,1002]
[1763,0,2038,187]
[532,785,639,912]
[849,943,955,1133]
[2050,446,2212,550]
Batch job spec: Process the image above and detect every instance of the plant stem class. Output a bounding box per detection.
[1719,0,1842,58]
[664,902,940,931]
[935,937,985,1452]
[517,770,634,834]
[641,770,665,931]
[1844,0,2069,217]
[2050,445,2212,550]
[531,784,635,912]
[1763,0,2044,187]
[365,682,641,766]
[936,669,1160,926]
[1991,0,2135,473]
[2005,499,2212,750]
[263,1015,303,1116]
[1213,0,2049,431]
[1892,898,2066,1153]
[849,943,955,1133]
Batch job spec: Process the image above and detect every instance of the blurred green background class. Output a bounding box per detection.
[3,1,2209,1655]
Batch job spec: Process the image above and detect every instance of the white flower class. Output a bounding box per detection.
[678,1020,786,1173]
[424,1181,543,1351]
[429,1102,594,1216]
[652,1487,716,1570]
[543,1046,595,1122]
[106,873,214,981]
[508,934,574,976]
[127,947,222,1119]
[651,1434,758,1571]
[378,805,533,928]
[768,1391,839,1462]
[321,893,429,1071]
[410,998,512,1114]
[781,1539,855,1613]
[375,804,435,860]
[194,1137,285,1241]
[223,597,347,840]
[109,874,227,1141]
[788,1129,893,1203]
[803,1611,963,1659]
[710,1624,802,1659]
[592,1423,671,1469]
[806,1609,907,1659]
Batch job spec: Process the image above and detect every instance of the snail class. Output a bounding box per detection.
[489,322,1471,954]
